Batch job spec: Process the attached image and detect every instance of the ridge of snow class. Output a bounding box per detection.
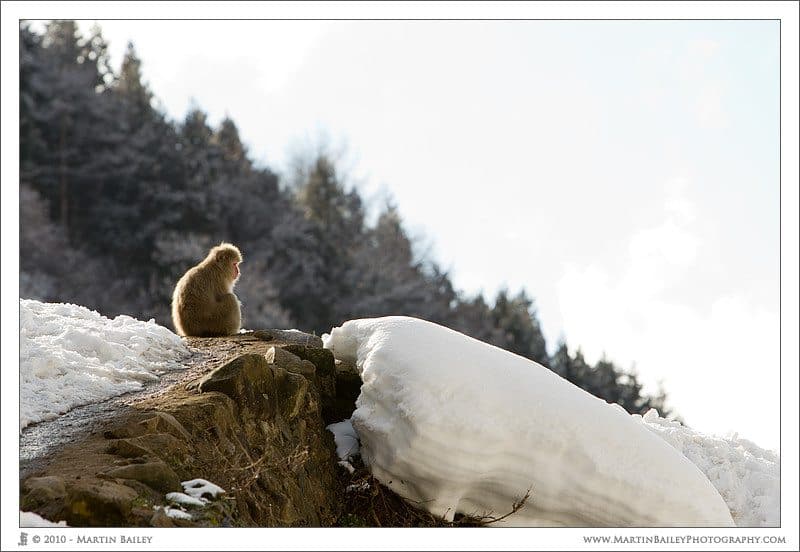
[324,316,736,527]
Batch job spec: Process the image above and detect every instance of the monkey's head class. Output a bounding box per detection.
[208,242,243,283]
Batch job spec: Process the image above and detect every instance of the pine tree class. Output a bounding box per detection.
[490,289,549,365]
[289,155,365,332]
[344,202,454,322]
[214,117,249,166]
[22,21,114,235]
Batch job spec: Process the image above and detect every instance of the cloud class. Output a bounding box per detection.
[555,179,779,448]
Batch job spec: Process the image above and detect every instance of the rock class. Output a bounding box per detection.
[282,345,337,421]
[21,476,67,514]
[103,422,147,440]
[198,353,310,421]
[283,346,335,380]
[106,440,149,459]
[251,329,323,348]
[273,369,310,421]
[104,461,182,493]
[266,346,317,378]
[139,412,193,442]
[198,354,275,409]
[107,433,192,465]
[150,507,177,527]
[65,480,139,526]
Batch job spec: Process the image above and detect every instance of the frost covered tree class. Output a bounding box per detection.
[289,155,365,332]
[344,203,455,323]
[20,21,117,237]
[19,183,109,308]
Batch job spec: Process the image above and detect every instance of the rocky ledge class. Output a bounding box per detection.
[20,331,363,527]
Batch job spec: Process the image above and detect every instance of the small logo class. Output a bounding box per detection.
[18,532,28,546]
[32,535,41,544]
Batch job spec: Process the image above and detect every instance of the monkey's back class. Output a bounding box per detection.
[171,265,229,336]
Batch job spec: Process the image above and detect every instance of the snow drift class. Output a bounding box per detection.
[20,299,190,429]
[324,316,735,527]
[639,411,779,527]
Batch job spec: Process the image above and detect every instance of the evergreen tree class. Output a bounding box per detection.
[343,203,455,323]
[490,289,549,365]
[290,155,365,332]
[214,117,249,166]
[451,294,496,344]
[22,21,115,235]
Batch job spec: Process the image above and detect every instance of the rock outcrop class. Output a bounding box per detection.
[20,331,361,527]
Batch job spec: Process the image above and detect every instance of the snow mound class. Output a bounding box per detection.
[324,316,735,527]
[20,299,190,430]
[639,410,779,527]
[20,511,68,527]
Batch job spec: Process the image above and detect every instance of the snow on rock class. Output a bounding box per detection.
[324,316,735,527]
[160,479,225,521]
[639,410,779,527]
[154,505,194,520]
[20,511,69,527]
[166,492,207,508]
[20,299,190,430]
[181,479,225,500]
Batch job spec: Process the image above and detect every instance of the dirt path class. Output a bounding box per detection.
[19,331,320,478]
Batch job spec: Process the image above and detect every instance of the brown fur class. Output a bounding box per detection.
[171,243,243,337]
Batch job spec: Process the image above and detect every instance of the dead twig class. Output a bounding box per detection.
[461,486,533,526]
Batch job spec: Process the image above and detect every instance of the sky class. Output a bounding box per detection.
[32,19,780,449]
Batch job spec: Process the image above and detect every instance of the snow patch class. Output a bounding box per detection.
[154,505,194,520]
[20,300,190,430]
[639,410,779,527]
[327,419,360,461]
[327,419,360,473]
[325,316,736,527]
[158,478,225,521]
[166,492,208,508]
[182,478,225,500]
[20,511,69,527]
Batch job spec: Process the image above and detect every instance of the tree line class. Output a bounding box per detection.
[19,21,672,417]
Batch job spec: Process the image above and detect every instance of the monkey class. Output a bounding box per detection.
[171,242,243,337]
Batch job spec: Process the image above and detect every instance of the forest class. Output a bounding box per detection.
[19,21,672,417]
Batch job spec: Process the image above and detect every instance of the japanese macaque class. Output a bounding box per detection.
[171,242,243,337]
